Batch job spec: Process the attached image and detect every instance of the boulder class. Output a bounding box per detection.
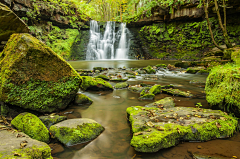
[80,76,113,91]
[0,3,29,42]
[143,65,156,74]
[126,106,238,153]
[11,112,50,143]
[0,130,52,159]
[205,63,240,116]
[49,118,104,146]
[114,82,129,89]
[128,85,146,93]
[162,88,193,98]
[39,114,67,129]
[74,93,93,105]
[145,97,175,108]
[0,33,81,112]
[139,85,162,100]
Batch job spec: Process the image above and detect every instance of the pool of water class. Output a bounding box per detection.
[53,60,240,159]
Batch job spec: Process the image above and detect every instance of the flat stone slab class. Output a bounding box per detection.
[0,129,52,158]
[49,118,104,146]
[145,97,175,108]
[126,106,238,153]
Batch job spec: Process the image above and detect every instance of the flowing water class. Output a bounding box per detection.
[53,60,240,159]
[86,21,130,60]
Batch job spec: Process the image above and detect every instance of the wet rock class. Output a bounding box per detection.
[137,69,146,74]
[94,74,110,80]
[114,82,129,89]
[80,76,113,91]
[49,118,104,146]
[145,97,175,108]
[39,114,67,129]
[49,143,64,155]
[126,106,238,153]
[174,62,191,68]
[167,64,176,71]
[162,88,193,98]
[0,33,81,113]
[11,112,49,143]
[139,85,162,100]
[128,85,146,93]
[0,3,29,42]
[0,130,52,158]
[93,67,106,72]
[74,93,93,105]
[143,65,156,74]
[156,64,167,68]
[186,67,205,74]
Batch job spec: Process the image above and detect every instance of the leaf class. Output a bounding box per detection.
[215,122,221,128]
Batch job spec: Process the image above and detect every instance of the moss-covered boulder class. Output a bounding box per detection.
[39,114,67,129]
[205,63,240,116]
[0,3,29,42]
[74,93,93,105]
[80,76,113,91]
[49,118,104,146]
[95,74,109,80]
[143,65,156,74]
[145,97,175,108]
[162,88,193,98]
[114,82,129,89]
[0,130,52,159]
[186,67,203,74]
[139,85,162,100]
[0,33,81,113]
[11,112,49,143]
[126,106,238,153]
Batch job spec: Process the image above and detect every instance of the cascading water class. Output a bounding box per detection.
[86,20,115,60]
[86,20,130,60]
[115,23,130,59]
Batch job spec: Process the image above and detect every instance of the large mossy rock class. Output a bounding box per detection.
[11,112,50,143]
[205,63,240,115]
[0,130,52,159]
[0,3,29,42]
[126,106,238,153]
[49,118,104,146]
[80,76,113,91]
[0,33,81,112]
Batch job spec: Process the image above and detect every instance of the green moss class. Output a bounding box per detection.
[186,67,201,74]
[143,65,156,74]
[95,74,109,80]
[127,106,238,152]
[49,123,104,146]
[149,85,161,94]
[39,115,67,129]
[231,47,240,64]
[80,76,113,91]
[114,82,129,89]
[0,104,9,116]
[75,94,93,104]
[156,64,167,68]
[205,63,240,114]
[0,33,82,112]
[162,88,193,97]
[11,112,49,143]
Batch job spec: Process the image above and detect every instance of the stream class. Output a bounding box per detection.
[53,60,240,159]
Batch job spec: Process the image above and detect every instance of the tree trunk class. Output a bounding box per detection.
[214,0,232,48]
[203,0,224,50]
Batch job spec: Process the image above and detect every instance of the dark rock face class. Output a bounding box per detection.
[0,3,29,42]
[0,33,81,113]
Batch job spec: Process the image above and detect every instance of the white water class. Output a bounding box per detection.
[86,20,130,60]
[115,23,130,59]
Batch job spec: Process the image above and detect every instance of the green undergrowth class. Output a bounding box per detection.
[29,24,79,60]
[139,17,240,60]
[205,63,240,114]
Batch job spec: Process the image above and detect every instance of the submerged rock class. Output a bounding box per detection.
[162,88,193,98]
[0,130,52,159]
[0,33,81,113]
[139,85,162,100]
[74,93,93,105]
[126,106,238,153]
[39,114,67,129]
[80,76,113,91]
[11,112,49,143]
[114,82,129,89]
[49,118,104,146]
[145,97,175,108]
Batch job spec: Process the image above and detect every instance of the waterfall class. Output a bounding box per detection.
[86,20,130,60]
[115,23,130,59]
